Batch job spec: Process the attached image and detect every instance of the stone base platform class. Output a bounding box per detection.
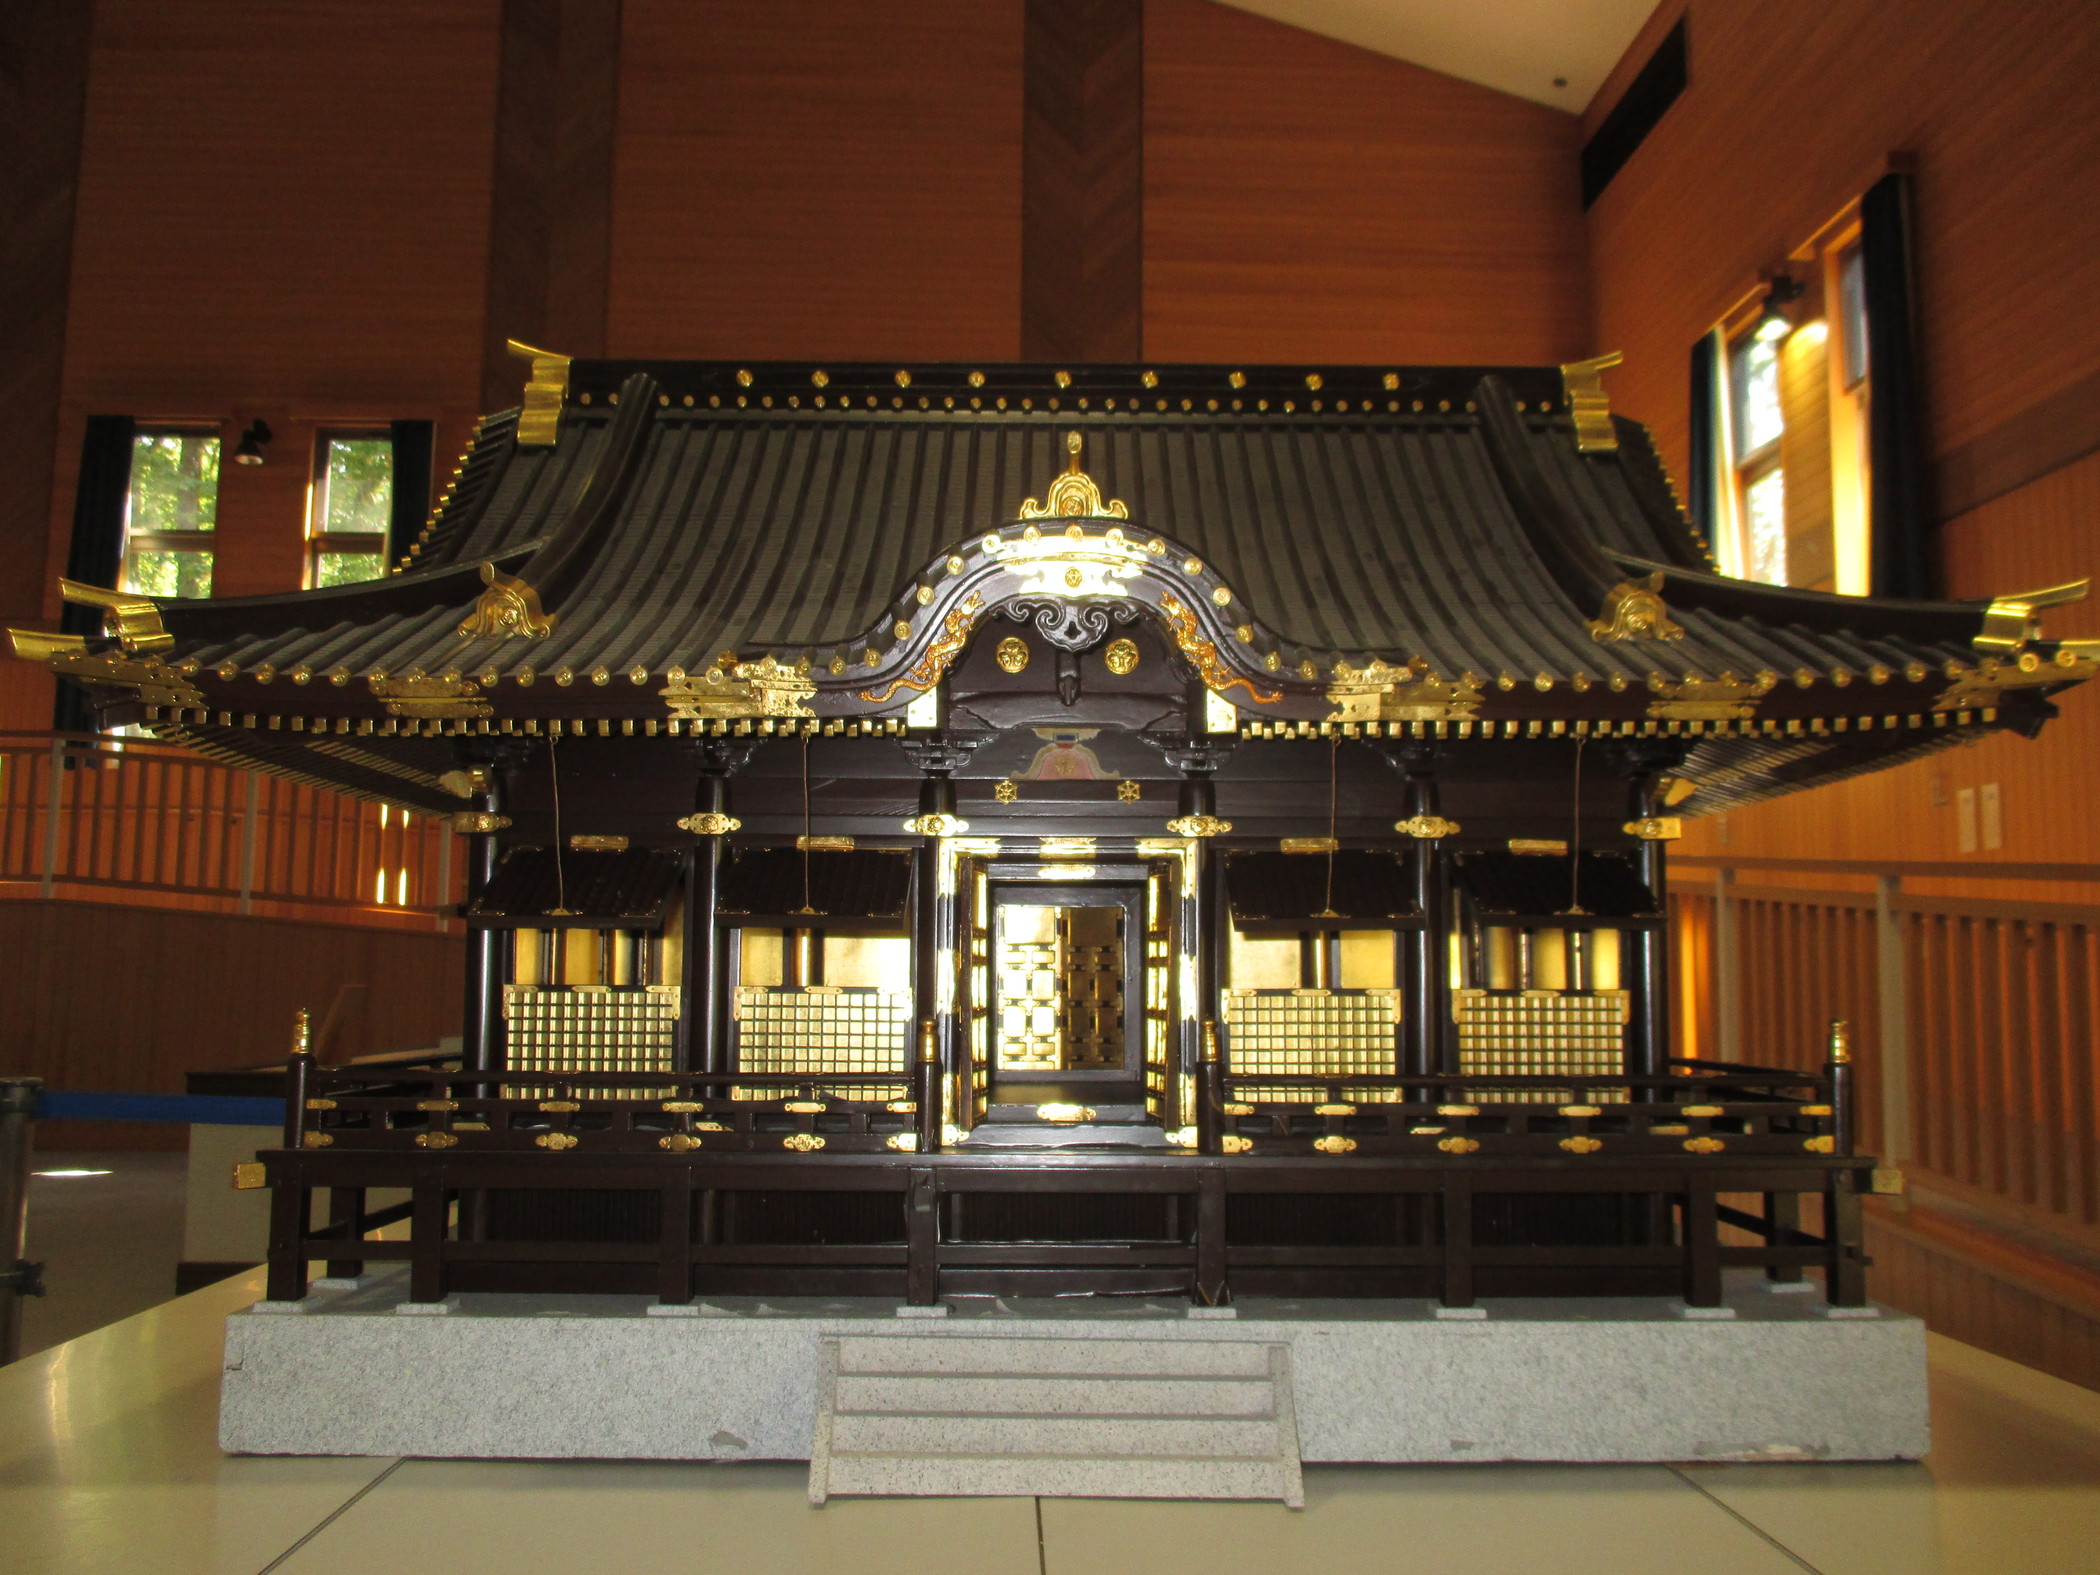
[220,1268,1928,1466]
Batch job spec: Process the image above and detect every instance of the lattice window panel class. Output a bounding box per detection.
[1223,987,1403,1103]
[1454,987,1629,1103]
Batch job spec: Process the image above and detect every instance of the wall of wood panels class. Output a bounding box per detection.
[1,898,462,1150]
[607,0,1026,362]
[1143,0,1591,365]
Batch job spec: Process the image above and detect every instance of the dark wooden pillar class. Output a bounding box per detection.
[902,737,980,1141]
[1609,740,1687,1079]
[459,771,511,1075]
[1022,0,1144,363]
[482,0,623,410]
[1382,744,1457,1077]
[680,739,755,1075]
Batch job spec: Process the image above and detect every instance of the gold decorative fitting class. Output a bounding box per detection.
[1395,814,1461,840]
[665,653,816,719]
[568,834,628,852]
[15,642,203,707]
[860,592,984,704]
[1678,1105,1724,1118]
[1314,1102,1357,1116]
[995,635,1030,673]
[677,811,742,836]
[1828,1018,1852,1064]
[783,1100,826,1114]
[538,1100,580,1113]
[968,370,986,388]
[661,1101,705,1113]
[782,1133,826,1152]
[1222,1134,1254,1153]
[1508,838,1567,855]
[446,811,512,834]
[1622,817,1683,841]
[305,1098,336,1110]
[1872,1168,1907,1196]
[811,369,829,387]
[797,834,855,851]
[1436,1104,1479,1117]
[231,1162,266,1190]
[416,1132,458,1149]
[416,1099,459,1112]
[1313,1134,1357,1154]
[1157,594,1281,703]
[1559,350,1624,452]
[6,628,88,663]
[1165,814,1231,837]
[659,1133,702,1152]
[1304,372,1324,391]
[1683,1136,1726,1154]
[1798,1103,1833,1117]
[1038,1103,1096,1123]
[1559,1104,1602,1118]
[1803,1135,1836,1153]
[1590,573,1686,643]
[457,562,553,641]
[1560,1136,1603,1154]
[886,1132,919,1151]
[1327,666,1481,723]
[57,579,174,652]
[1975,578,2088,652]
[904,812,971,836]
[994,780,1019,803]
[1038,836,1097,858]
[1647,672,1767,721]
[507,340,572,447]
[1281,837,1340,853]
[1018,431,1129,520]
[535,1131,580,1150]
[1222,1103,1253,1115]
[1104,637,1140,675]
[1116,779,1142,801]
[887,1100,918,1113]
[1437,1136,1481,1154]
[302,1131,333,1148]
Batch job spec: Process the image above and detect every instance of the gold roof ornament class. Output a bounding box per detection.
[57,579,174,652]
[1590,573,1685,643]
[1558,350,1624,453]
[1327,663,1481,723]
[372,674,492,719]
[1974,578,2089,652]
[507,339,571,447]
[458,561,554,639]
[1018,432,1129,520]
[663,652,817,720]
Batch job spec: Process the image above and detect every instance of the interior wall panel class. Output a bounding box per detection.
[609,0,1025,362]
[1142,0,1591,366]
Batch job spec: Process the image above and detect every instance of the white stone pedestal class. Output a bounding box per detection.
[220,1269,1928,1465]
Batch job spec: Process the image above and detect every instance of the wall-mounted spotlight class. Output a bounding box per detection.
[1753,276,1808,343]
[233,418,273,465]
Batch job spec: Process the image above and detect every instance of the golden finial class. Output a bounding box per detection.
[1203,1021,1220,1062]
[920,1021,938,1063]
[292,1007,312,1058]
[1828,1019,1852,1064]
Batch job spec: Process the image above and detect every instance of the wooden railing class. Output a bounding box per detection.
[0,731,461,931]
[1671,859,2100,1242]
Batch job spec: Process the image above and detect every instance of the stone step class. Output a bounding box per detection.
[835,1335,1273,1377]
[811,1335,1303,1506]
[958,1122,1171,1148]
[836,1374,1276,1415]
[830,1412,1285,1457]
[821,1455,1291,1501]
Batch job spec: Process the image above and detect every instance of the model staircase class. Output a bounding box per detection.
[808,1335,1304,1505]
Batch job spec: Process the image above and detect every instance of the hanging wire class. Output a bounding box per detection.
[1564,736,1588,916]
[547,732,571,916]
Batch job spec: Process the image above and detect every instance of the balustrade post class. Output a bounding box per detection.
[1874,875,1912,1166]
[1195,1020,1221,1153]
[40,737,63,898]
[0,1077,42,1366]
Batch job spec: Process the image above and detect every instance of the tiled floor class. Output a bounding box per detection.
[5,1271,2099,1575]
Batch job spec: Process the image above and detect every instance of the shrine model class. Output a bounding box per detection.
[16,352,2093,1477]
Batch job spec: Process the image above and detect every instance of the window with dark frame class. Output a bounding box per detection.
[121,427,220,599]
[1729,329,1787,585]
[307,429,393,587]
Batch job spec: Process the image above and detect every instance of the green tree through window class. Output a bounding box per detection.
[309,432,392,586]
[122,430,219,598]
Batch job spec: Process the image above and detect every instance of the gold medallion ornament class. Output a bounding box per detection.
[1165,814,1231,837]
[677,812,742,835]
[994,780,1019,803]
[1019,432,1129,520]
[1589,572,1685,643]
[1116,780,1141,801]
[1395,814,1461,839]
[1104,637,1140,675]
[1622,817,1683,840]
[995,635,1030,673]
